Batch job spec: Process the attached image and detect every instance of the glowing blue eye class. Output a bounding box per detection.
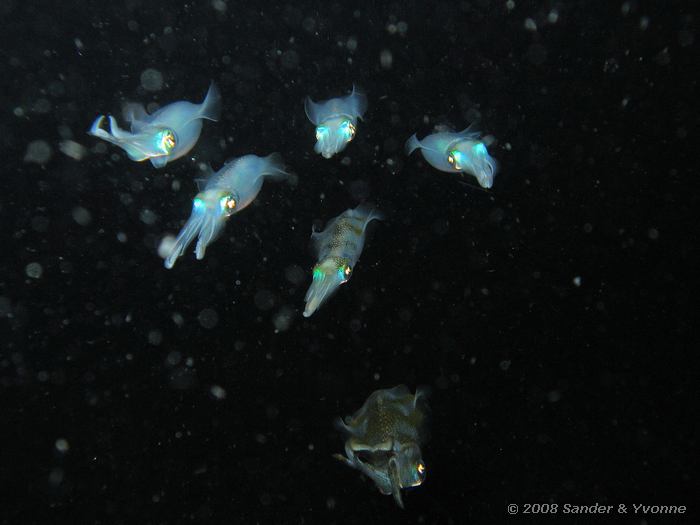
[340,120,356,141]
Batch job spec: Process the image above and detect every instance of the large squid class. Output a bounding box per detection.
[303,203,382,317]
[405,126,498,188]
[88,83,221,168]
[164,153,288,269]
[305,85,367,159]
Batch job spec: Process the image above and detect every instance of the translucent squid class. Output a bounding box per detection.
[305,85,367,159]
[88,82,221,168]
[303,203,382,317]
[334,385,430,508]
[405,126,498,188]
[164,153,288,269]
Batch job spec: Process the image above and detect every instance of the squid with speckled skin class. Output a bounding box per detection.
[334,385,430,508]
[303,203,382,317]
[88,83,221,168]
[405,126,498,188]
[164,153,288,269]
[305,85,367,159]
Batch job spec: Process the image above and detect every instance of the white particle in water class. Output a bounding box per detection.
[158,235,176,259]
[59,140,87,160]
[198,308,219,329]
[24,140,52,164]
[26,262,43,279]
[524,18,537,31]
[55,438,70,453]
[140,68,163,92]
[573,276,582,287]
[380,49,393,69]
[210,384,227,399]
[72,206,92,226]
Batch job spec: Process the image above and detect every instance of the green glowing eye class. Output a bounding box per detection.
[157,129,176,154]
[341,121,356,141]
[448,150,463,170]
[313,267,325,281]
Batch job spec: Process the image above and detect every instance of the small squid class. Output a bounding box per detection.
[164,153,288,269]
[305,85,367,159]
[88,82,221,168]
[334,385,430,508]
[303,203,382,317]
[405,126,498,188]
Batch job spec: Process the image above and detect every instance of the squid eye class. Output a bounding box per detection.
[416,462,426,477]
[338,264,352,281]
[219,194,237,215]
[316,126,328,141]
[448,150,462,170]
[341,121,356,141]
[157,129,176,154]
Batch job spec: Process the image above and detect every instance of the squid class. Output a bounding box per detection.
[305,85,367,159]
[334,385,430,508]
[405,126,498,188]
[88,82,221,168]
[164,153,288,269]
[303,203,382,317]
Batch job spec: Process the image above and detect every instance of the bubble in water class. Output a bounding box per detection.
[24,140,52,164]
[198,308,219,329]
[26,262,43,279]
[140,68,164,91]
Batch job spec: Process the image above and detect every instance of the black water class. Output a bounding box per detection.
[1,1,697,523]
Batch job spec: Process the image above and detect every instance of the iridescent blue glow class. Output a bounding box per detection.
[473,143,487,156]
[316,126,329,140]
[193,197,205,210]
[340,120,356,141]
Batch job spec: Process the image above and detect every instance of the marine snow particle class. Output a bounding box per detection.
[280,49,299,69]
[24,140,52,164]
[55,438,70,453]
[524,18,537,31]
[59,140,87,160]
[210,384,227,400]
[140,68,164,92]
[211,0,227,12]
[380,49,393,69]
[346,36,358,52]
[72,206,92,226]
[648,228,659,240]
[273,307,293,332]
[139,208,158,225]
[148,329,163,346]
[158,235,177,259]
[25,262,43,279]
[198,308,219,329]
[573,276,582,287]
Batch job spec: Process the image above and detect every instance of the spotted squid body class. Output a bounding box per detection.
[303,203,382,317]
[305,85,367,159]
[334,385,430,508]
[89,83,221,168]
[164,153,288,269]
[405,126,498,188]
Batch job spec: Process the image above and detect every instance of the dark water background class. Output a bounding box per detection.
[1,0,697,523]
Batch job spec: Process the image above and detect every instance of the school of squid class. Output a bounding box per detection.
[88,82,498,507]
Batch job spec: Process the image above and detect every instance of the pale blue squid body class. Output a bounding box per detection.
[405,127,498,188]
[303,203,382,317]
[333,385,430,508]
[164,153,288,269]
[305,85,367,159]
[88,83,221,168]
